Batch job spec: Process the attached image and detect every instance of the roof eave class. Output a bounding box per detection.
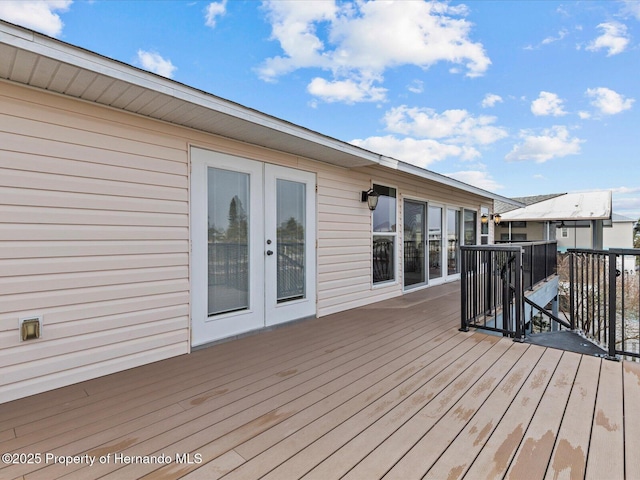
[379,157,524,206]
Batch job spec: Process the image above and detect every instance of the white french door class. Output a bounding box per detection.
[190,148,316,346]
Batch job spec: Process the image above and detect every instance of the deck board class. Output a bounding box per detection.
[423,344,545,479]
[1,281,639,480]
[505,351,581,480]
[586,357,625,479]
[623,361,640,478]
[543,354,600,480]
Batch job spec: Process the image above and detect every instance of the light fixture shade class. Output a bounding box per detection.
[481,213,489,224]
[493,214,501,225]
[361,189,379,211]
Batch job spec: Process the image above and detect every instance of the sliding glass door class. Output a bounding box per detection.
[428,205,443,280]
[447,209,460,275]
[403,200,426,288]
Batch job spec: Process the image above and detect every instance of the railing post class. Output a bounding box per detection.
[460,248,469,332]
[607,251,618,360]
[569,252,576,331]
[514,247,524,342]
[486,251,493,314]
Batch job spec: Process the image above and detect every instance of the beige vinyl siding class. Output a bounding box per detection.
[0,81,190,403]
[0,79,495,403]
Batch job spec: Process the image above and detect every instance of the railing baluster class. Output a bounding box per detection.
[608,251,617,359]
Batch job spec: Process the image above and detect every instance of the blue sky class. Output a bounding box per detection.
[2,0,639,219]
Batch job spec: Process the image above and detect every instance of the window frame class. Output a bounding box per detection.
[371,183,398,286]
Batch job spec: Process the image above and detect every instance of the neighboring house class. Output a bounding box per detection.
[602,213,637,274]
[494,191,613,250]
[0,21,518,403]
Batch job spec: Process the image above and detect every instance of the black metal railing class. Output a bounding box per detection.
[277,242,305,302]
[565,248,640,360]
[460,241,557,340]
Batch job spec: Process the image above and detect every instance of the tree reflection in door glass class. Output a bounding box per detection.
[207,168,250,315]
[277,179,306,302]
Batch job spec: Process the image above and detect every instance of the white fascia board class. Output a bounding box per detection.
[0,21,381,166]
[378,156,523,207]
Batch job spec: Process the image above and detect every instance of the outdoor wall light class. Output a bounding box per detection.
[361,188,380,211]
[481,213,502,225]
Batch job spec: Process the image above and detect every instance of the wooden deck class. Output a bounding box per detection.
[2,281,640,480]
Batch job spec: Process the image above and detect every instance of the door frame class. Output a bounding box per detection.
[264,163,317,327]
[189,147,317,347]
[190,148,265,346]
[402,197,428,291]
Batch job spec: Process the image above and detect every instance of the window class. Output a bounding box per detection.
[511,221,527,228]
[447,209,460,274]
[372,184,397,284]
[463,210,477,245]
[500,233,527,241]
[480,206,489,245]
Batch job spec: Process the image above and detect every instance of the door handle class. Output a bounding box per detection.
[266,250,274,256]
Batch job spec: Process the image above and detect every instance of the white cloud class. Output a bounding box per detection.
[542,28,568,45]
[619,1,640,20]
[586,22,629,56]
[205,1,227,28]
[259,0,490,103]
[613,197,640,218]
[382,105,508,145]
[307,76,386,103]
[351,135,480,168]
[481,93,503,108]
[586,87,634,115]
[444,170,504,191]
[578,111,591,120]
[531,91,567,116]
[407,80,424,94]
[137,50,177,78]
[505,126,584,163]
[0,0,72,37]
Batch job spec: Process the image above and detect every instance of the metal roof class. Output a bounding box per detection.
[500,191,612,221]
[0,20,518,205]
[494,193,566,215]
[611,213,636,223]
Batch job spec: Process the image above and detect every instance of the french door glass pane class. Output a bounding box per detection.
[447,209,460,274]
[207,168,249,316]
[428,206,442,279]
[404,201,426,287]
[277,179,306,303]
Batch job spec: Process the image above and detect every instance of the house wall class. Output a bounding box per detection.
[495,221,545,242]
[603,221,634,249]
[0,81,192,403]
[0,80,489,402]
[557,224,595,250]
[317,164,489,316]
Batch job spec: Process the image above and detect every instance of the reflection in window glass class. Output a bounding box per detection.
[447,209,460,274]
[428,206,442,279]
[276,179,306,303]
[207,168,249,316]
[480,206,489,245]
[372,185,397,284]
[373,185,397,232]
[403,200,426,288]
[464,210,477,245]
